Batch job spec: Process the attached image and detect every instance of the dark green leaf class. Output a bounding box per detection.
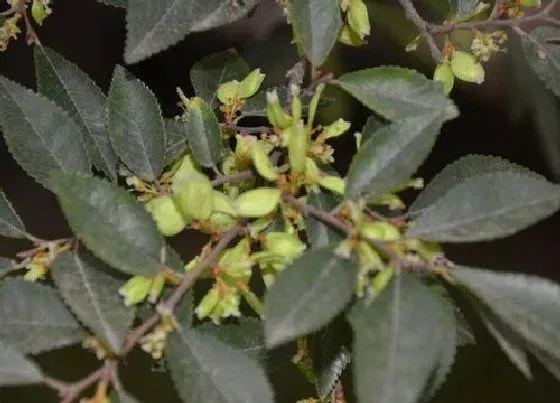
[240,87,286,117]
[407,171,560,242]
[34,46,119,180]
[51,250,136,354]
[164,119,188,167]
[190,49,250,109]
[360,114,388,145]
[452,266,560,363]
[530,346,560,382]
[424,322,457,399]
[335,67,459,121]
[98,0,126,7]
[0,190,26,239]
[110,374,140,403]
[0,257,13,276]
[345,113,446,200]
[186,97,222,167]
[108,65,165,181]
[51,172,165,276]
[124,0,260,64]
[449,0,480,18]
[348,274,456,403]
[0,341,43,387]
[0,76,90,188]
[290,0,342,66]
[410,155,538,214]
[521,27,560,97]
[265,247,355,347]
[167,327,274,403]
[305,190,344,248]
[0,279,85,354]
[196,318,265,364]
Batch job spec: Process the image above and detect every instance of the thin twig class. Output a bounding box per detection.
[224,124,274,134]
[211,170,254,187]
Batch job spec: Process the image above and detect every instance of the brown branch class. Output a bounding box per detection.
[211,170,254,187]
[223,124,274,134]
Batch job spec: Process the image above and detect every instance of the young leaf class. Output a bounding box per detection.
[34,46,119,180]
[164,118,188,167]
[124,0,259,64]
[410,155,539,214]
[0,190,26,239]
[185,97,222,167]
[335,67,459,121]
[0,76,90,189]
[452,266,560,363]
[166,327,274,403]
[305,190,344,248]
[406,171,560,242]
[190,49,250,109]
[0,341,43,387]
[348,274,456,403]
[108,65,165,181]
[264,247,355,348]
[521,27,560,98]
[345,113,446,200]
[50,250,136,355]
[0,278,86,354]
[50,172,165,276]
[290,0,342,66]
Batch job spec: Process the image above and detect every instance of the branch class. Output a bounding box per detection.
[224,124,274,134]
[211,170,254,187]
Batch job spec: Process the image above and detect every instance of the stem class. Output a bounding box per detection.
[211,170,254,187]
[224,124,274,134]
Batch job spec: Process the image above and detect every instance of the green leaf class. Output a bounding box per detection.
[290,0,342,66]
[0,76,90,189]
[264,247,355,347]
[0,257,13,276]
[186,97,222,167]
[98,0,126,7]
[0,279,86,354]
[124,0,260,64]
[0,190,26,239]
[0,340,43,387]
[196,318,265,365]
[108,65,165,181]
[406,171,560,242]
[167,327,274,403]
[240,87,286,117]
[521,27,560,98]
[110,375,140,403]
[34,46,119,180]
[164,118,188,167]
[410,155,539,214]
[51,172,165,276]
[452,266,560,363]
[50,250,136,355]
[305,190,344,248]
[449,0,480,18]
[348,274,456,403]
[360,114,388,145]
[530,346,560,382]
[190,49,250,109]
[335,67,459,121]
[345,113,446,200]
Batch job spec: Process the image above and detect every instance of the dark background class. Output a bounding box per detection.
[1,0,560,402]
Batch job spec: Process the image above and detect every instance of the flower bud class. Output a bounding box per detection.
[451,51,485,84]
[238,69,265,99]
[145,196,187,237]
[360,221,401,241]
[208,212,238,232]
[290,84,303,121]
[348,0,371,40]
[219,239,252,281]
[338,24,364,47]
[172,173,213,221]
[234,187,281,218]
[31,0,51,26]
[264,232,305,260]
[212,191,237,216]
[318,175,345,195]
[235,134,254,160]
[288,121,308,174]
[217,292,241,320]
[305,157,321,183]
[323,118,351,139]
[23,258,48,282]
[195,286,220,320]
[170,153,199,184]
[433,62,454,95]
[217,80,240,104]
[519,0,541,7]
[148,273,166,304]
[251,140,279,181]
[119,276,152,306]
[266,90,292,129]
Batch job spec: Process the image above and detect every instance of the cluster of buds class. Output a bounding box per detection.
[499,0,541,18]
[118,272,166,306]
[18,239,70,282]
[0,13,21,52]
[433,45,486,95]
[217,69,265,122]
[338,0,371,47]
[139,320,174,360]
[470,30,508,62]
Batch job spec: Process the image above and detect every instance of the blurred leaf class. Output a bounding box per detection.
[34,46,118,180]
[164,119,188,167]
[346,113,446,200]
[190,49,250,109]
[124,0,259,64]
[335,67,459,121]
[0,257,13,276]
[51,250,136,354]
[407,171,560,242]
[348,274,456,403]
[305,190,344,248]
[186,97,222,168]
[290,0,342,66]
[51,172,165,276]
[0,279,85,354]
[265,247,355,347]
[108,65,165,181]
[0,190,26,239]
[449,0,480,18]
[0,341,43,387]
[521,27,560,98]
[0,76,90,189]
